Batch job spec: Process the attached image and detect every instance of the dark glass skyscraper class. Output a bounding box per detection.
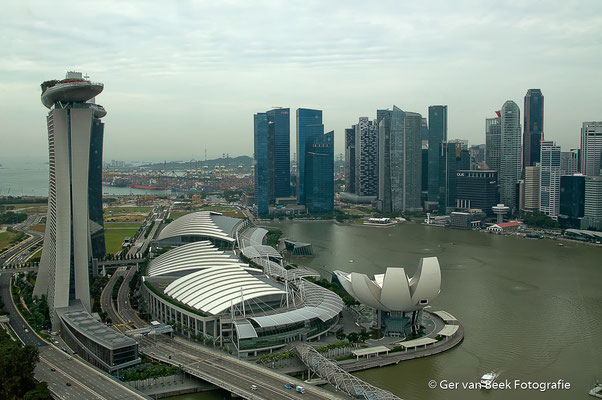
[305,131,334,213]
[523,89,544,171]
[428,105,447,209]
[456,170,499,214]
[444,142,470,210]
[89,119,106,259]
[253,108,290,215]
[559,175,585,218]
[296,108,324,205]
[253,113,269,215]
[266,108,290,199]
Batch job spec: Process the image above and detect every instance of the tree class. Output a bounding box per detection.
[0,330,40,400]
[23,382,52,400]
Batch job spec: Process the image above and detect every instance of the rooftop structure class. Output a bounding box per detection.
[143,219,343,355]
[164,264,285,315]
[155,211,242,248]
[492,203,509,224]
[334,257,441,312]
[57,303,139,372]
[147,241,248,277]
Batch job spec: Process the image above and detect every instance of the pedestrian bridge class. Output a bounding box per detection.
[295,343,402,400]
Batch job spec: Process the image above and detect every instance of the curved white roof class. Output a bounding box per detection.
[240,245,282,260]
[148,241,249,277]
[249,279,343,328]
[334,257,441,312]
[157,211,238,243]
[239,227,268,247]
[164,264,285,315]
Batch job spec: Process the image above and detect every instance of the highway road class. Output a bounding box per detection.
[1,273,149,399]
[35,346,147,400]
[127,205,165,257]
[117,266,147,328]
[139,336,348,400]
[0,215,151,399]
[100,267,130,332]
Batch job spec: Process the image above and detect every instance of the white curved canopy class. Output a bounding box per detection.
[164,264,285,315]
[148,241,250,277]
[157,211,238,243]
[334,257,441,312]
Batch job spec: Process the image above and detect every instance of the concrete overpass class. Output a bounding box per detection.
[138,336,349,400]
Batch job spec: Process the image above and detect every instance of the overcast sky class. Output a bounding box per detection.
[1,0,601,163]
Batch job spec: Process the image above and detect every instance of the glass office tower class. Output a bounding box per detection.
[296,108,324,205]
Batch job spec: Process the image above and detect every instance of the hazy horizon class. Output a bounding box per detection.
[1,1,600,162]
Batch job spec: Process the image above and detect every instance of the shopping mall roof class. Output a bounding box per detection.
[157,211,240,243]
[248,279,343,328]
[164,264,286,315]
[148,241,247,277]
[57,306,137,350]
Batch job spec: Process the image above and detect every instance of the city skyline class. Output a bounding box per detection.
[1,1,601,161]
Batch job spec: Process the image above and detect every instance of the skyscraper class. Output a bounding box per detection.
[305,131,334,213]
[523,164,541,212]
[253,108,290,214]
[378,107,422,212]
[34,72,107,327]
[296,108,323,205]
[560,149,579,175]
[500,101,522,211]
[580,122,602,176]
[455,170,499,214]
[559,175,585,220]
[344,127,356,193]
[523,89,544,171]
[253,113,269,215]
[444,142,470,210]
[354,117,378,196]
[539,141,561,218]
[267,108,291,199]
[428,106,447,209]
[583,176,602,230]
[485,114,501,172]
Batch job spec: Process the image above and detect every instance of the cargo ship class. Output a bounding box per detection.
[131,184,166,190]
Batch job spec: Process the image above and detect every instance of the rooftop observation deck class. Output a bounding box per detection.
[41,79,104,110]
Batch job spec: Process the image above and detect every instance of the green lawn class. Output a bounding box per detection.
[169,211,192,220]
[0,231,21,251]
[105,206,153,214]
[3,204,47,215]
[104,222,142,254]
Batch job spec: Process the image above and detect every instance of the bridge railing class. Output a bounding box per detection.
[296,343,402,400]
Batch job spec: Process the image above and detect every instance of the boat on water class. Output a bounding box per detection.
[589,381,602,398]
[480,372,497,389]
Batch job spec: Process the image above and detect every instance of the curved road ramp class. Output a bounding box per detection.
[296,344,402,400]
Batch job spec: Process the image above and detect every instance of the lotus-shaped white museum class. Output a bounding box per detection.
[333,257,441,312]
